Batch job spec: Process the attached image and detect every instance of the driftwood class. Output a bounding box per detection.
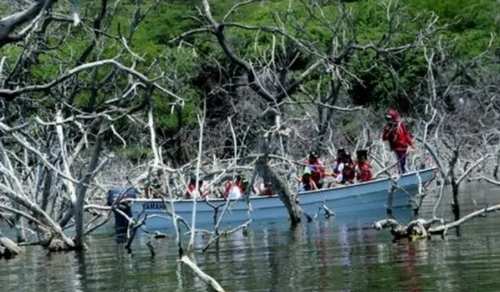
[428,204,500,236]
[374,218,439,241]
[180,255,225,292]
[0,233,22,259]
[374,203,500,240]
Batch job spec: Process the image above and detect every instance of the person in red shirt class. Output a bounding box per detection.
[382,108,414,173]
[305,151,325,188]
[355,150,373,182]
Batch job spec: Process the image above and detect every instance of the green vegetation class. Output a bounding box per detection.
[3,0,497,161]
[123,0,497,111]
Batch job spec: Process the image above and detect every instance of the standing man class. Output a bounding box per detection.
[382,108,414,173]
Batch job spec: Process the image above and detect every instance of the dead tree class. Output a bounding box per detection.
[374,34,499,240]
[171,0,440,155]
[254,136,303,226]
[0,0,58,48]
[414,38,499,222]
[0,0,183,251]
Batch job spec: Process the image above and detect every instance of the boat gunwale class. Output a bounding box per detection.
[129,168,436,205]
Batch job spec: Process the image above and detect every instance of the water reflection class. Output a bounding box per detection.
[74,251,87,292]
[1,184,500,291]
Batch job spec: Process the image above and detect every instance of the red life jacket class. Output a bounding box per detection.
[223,180,244,199]
[383,122,413,152]
[356,161,373,182]
[261,184,273,196]
[185,183,197,199]
[306,158,325,186]
[382,110,413,152]
[342,162,355,183]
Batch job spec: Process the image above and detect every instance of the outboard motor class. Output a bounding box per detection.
[106,187,139,236]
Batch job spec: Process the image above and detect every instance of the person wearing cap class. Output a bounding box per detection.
[382,108,414,173]
[355,149,373,182]
[305,151,326,188]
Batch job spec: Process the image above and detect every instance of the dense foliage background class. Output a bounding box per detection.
[2,0,498,164]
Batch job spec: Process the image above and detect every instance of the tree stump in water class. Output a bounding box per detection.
[255,155,303,226]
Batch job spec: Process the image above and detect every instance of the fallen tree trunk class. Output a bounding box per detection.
[0,233,22,259]
[374,204,500,240]
[374,218,441,241]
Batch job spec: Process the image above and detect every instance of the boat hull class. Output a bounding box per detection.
[129,168,435,230]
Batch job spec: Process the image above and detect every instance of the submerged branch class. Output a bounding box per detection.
[180,255,225,292]
[202,219,252,252]
[429,204,500,235]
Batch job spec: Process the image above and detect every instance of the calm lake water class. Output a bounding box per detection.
[1,184,500,292]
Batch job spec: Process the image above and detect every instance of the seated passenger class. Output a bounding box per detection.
[331,148,354,184]
[223,175,245,200]
[144,174,163,198]
[342,152,355,184]
[305,151,325,188]
[185,176,200,199]
[254,181,274,196]
[186,176,211,199]
[200,180,210,198]
[331,148,346,184]
[299,172,318,191]
[355,150,373,182]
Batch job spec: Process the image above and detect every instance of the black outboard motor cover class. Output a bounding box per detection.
[106,187,139,236]
[106,187,139,206]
